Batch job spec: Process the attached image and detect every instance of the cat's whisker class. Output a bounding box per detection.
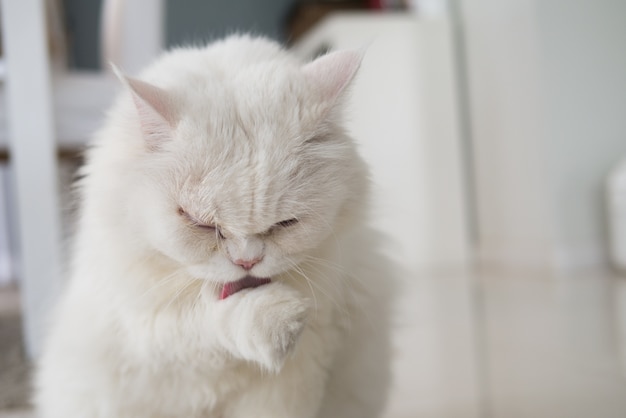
[304,256,384,332]
[301,255,347,276]
[160,276,202,313]
[297,262,351,324]
[283,260,319,316]
[298,260,345,296]
[293,206,345,262]
[108,267,187,313]
[286,269,319,317]
[302,251,373,290]
[139,269,184,296]
[287,258,350,323]
[193,279,211,308]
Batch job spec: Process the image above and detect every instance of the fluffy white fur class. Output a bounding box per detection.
[35,35,393,418]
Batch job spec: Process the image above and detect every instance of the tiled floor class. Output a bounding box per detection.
[384,270,626,418]
[0,412,31,418]
[3,270,626,418]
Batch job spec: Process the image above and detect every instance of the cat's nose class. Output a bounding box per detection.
[232,257,263,271]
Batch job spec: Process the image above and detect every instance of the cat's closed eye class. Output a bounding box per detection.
[274,218,299,228]
[178,207,224,237]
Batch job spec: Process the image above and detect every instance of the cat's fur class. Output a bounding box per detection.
[35,35,393,418]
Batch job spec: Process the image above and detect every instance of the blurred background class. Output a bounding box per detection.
[1,0,626,417]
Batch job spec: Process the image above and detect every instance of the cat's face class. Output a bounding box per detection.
[120,47,366,286]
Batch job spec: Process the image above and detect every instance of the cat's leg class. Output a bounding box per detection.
[35,389,100,418]
[36,368,124,418]
[317,315,392,418]
[227,376,325,418]
[210,281,311,373]
[316,268,393,418]
[225,327,332,418]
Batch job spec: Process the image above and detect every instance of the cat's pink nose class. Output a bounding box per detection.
[232,257,263,271]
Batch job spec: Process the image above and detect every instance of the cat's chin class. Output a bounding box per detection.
[219,276,272,300]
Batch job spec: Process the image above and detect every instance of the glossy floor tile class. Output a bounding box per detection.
[0,412,31,418]
[383,270,626,418]
[3,271,626,418]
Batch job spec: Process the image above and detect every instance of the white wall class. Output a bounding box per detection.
[461,0,554,268]
[460,0,626,272]
[538,0,626,269]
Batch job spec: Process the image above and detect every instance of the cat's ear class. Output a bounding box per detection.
[302,49,363,104]
[111,64,177,149]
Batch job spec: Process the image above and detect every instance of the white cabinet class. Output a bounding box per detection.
[293,13,470,274]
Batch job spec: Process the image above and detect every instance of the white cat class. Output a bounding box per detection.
[35,35,394,418]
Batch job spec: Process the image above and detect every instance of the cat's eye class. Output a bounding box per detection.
[275,218,299,228]
[178,207,224,238]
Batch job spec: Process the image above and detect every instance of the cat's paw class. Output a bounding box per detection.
[250,287,310,372]
[216,282,310,372]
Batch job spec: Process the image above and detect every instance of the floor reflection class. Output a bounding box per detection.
[2,272,626,418]
[384,271,626,418]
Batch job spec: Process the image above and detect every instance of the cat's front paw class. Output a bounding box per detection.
[216,282,310,372]
[249,286,310,372]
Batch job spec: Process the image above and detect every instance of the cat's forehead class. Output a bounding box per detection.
[181,62,304,121]
[176,94,306,166]
[178,156,301,235]
[185,143,298,197]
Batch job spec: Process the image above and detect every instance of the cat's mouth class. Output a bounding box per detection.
[219,276,272,300]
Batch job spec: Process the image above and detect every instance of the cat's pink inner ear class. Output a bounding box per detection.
[302,50,363,102]
[112,66,177,148]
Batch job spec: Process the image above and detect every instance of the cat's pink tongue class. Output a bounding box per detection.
[219,276,271,300]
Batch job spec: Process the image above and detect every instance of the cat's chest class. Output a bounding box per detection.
[117,351,257,417]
